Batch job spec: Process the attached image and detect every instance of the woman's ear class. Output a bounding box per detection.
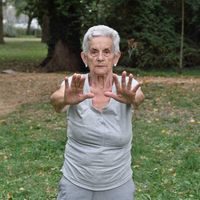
[81,52,88,66]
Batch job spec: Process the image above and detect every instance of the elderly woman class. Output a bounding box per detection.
[51,25,144,200]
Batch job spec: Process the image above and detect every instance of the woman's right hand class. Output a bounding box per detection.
[64,74,94,105]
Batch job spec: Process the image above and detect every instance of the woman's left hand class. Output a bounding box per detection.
[104,71,140,107]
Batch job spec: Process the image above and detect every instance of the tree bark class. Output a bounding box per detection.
[0,0,5,44]
[41,39,82,72]
[41,14,49,43]
[26,16,33,35]
[40,0,84,72]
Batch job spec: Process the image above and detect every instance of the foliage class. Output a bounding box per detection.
[102,0,200,70]
[3,23,17,37]
[1,37,200,76]
[4,0,200,70]
[78,0,200,70]
[3,23,40,37]
[0,79,199,199]
[13,0,36,17]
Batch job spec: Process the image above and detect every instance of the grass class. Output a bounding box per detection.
[132,82,200,200]
[0,37,47,62]
[0,81,199,199]
[0,37,200,199]
[0,103,66,199]
[0,37,47,72]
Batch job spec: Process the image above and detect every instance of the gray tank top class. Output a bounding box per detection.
[61,74,138,191]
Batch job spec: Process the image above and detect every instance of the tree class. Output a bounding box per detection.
[14,0,37,35]
[13,0,200,71]
[12,0,49,41]
[11,0,84,72]
[104,0,180,69]
[0,0,5,43]
[179,0,184,73]
[40,0,200,71]
[39,0,84,72]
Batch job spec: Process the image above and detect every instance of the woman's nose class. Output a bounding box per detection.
[97,52,104,61]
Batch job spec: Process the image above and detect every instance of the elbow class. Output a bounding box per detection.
[50,93,62,113]
[139,92,145,105]
[53,104,63,113]
[140,92,145,102]
[50,93,68,113]
[135,91,145,108]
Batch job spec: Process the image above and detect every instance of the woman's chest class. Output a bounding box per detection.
[89,86,111,110]
[67,103,132,147]
[92,94,110,111]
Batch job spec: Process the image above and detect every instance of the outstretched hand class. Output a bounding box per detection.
[104,71,140,106]
[64,73,94,105]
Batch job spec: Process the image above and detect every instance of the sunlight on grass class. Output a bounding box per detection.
[0,38,47,62]
[0,82,200,199]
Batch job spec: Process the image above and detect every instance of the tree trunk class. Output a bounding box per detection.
[0,0,5,44]
[40,0,84,72]
[41,14,49,43]
[42,39,82,72]
[179,0,184,73]
[26,16,33,35]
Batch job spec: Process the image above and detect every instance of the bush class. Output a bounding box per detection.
[3,23,17,37]
[3,23,41,37]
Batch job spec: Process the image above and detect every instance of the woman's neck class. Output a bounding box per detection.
[89,72,113,90]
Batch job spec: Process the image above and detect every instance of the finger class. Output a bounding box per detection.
[79,76,85,90]
[113,74,120,92]
[64,77,69,89]
[127,73,133,90]
[104,91,118,100]
[80,92,94,101]
[71,73,77,88]
[121,71,127,89]
[75,74,81,88]
[132,83,141,93]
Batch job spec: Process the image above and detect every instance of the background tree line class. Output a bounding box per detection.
[1,0,200,72]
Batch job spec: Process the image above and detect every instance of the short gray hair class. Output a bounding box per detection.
[82,25,120,54]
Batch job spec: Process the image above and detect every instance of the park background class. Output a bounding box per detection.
[0,0,200,199]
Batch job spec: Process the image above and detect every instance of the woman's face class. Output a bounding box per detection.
[81,36,121,76]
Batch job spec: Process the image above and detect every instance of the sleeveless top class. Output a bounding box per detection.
[61,73,138,191]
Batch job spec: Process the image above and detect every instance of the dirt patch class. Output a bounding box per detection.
[0,72,65,116]
[0,72,199,117]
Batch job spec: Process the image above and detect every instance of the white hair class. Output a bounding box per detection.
[82,25,120,54]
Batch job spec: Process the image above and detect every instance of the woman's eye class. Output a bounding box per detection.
[103,50,111,56]
[90,50,98,56]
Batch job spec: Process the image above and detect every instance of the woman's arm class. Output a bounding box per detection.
[50,84,68,113]
[134,87,145,109]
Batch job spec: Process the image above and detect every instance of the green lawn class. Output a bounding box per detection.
[0,80,199,199]
[0,37,47,72]
[0,37,199,199]
[0,37,47,62]
[133,82,200,199]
